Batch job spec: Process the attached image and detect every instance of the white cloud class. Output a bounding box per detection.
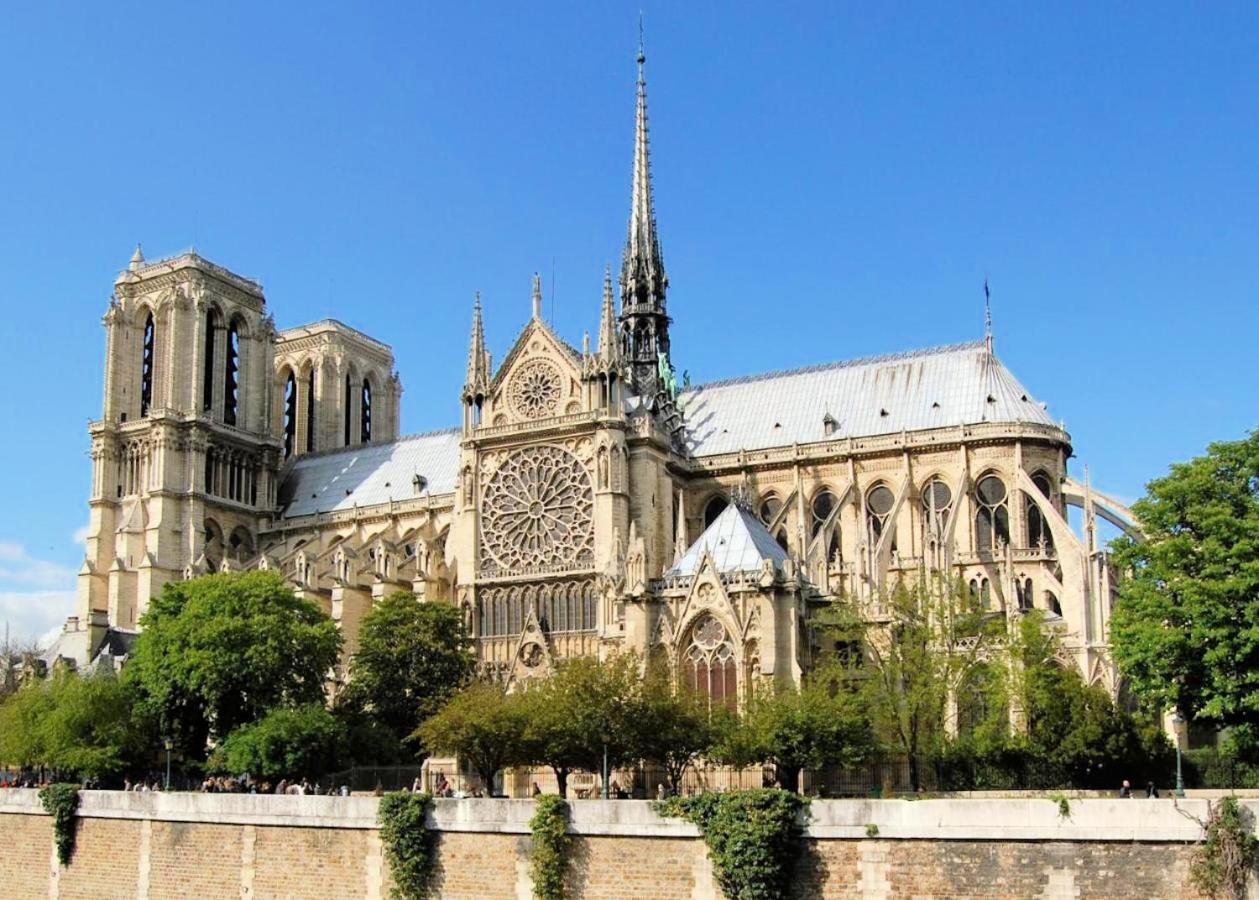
[72,523,92,546]
[0,541,78,645]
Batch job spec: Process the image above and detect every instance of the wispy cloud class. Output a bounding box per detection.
[0,541,78,645]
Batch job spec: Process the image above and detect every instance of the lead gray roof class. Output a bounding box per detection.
[679,341,1054,457]
[276,342,1056,520]
[278,428,461,518]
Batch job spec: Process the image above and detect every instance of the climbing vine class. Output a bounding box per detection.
[529,794,571,900]
[378,792,434,900]
[657,788,809,900]
[39,783,81,867]
[1191,796,1259,900]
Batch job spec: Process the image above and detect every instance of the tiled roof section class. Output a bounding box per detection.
[679,341,1055,457]
[278,428,462,518]
[668,503,789,577]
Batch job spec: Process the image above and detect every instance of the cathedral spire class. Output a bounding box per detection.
[464,293,488,399]
[618,29,672,398]
[598,264,619,361]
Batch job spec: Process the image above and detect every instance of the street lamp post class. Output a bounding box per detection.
[1172,711,1186,798]
[164,739,173,791]
[600,732,609,800]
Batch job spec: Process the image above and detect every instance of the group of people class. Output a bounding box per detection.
[195,775,350,796]
[425,773,486,798]
[1118,780,1162,798]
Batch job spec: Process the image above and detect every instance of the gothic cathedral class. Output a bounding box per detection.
[60,49,1138,705]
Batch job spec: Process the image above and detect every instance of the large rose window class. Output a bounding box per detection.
[481,446,594,573]
[508,359,562,420]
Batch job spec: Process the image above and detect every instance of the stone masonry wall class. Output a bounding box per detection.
[0,791,1241,899]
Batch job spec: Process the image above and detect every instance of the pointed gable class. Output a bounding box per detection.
[668,503,789,577]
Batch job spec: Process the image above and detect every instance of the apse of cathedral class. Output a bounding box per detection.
[62,46,1138,699]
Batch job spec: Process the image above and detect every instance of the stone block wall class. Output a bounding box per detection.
[0,791,1240,899]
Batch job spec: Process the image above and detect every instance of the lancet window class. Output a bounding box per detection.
[704,495,728,529]
[343,374,353,446]
[479,581,597,638]
[1025,471,1055,549]
[922,478,953,538]
[866,484,896,550]
[282,371,297,459]
[305,368,316,452]
[361,378,373,443]
[811,489,841,560]
[974,474,1010,552]
[140,312,155,418]
[759,494,789,551]
[202,308,218,412]
[223,320,241,426]
[682,614,738,711]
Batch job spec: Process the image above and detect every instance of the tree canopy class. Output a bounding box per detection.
[127,571,341,756]
[415,680,528,791]
[208,704,348,780]
[1110,430,1259,735]
[341,592,474,756]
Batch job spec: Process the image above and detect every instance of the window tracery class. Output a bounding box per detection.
[683,614,738,711]
[478,579,597,637]
[922,478,952,537]
[974,474,1010,552]
[1025,471,1055,549]
[508,359,562,420]
[866,484,896,550]
[480,446,593,574]
[812,489,841,560]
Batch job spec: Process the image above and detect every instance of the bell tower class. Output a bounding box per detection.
[75,249,281,654]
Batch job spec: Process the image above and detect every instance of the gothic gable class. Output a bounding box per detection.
[484,319,584,427]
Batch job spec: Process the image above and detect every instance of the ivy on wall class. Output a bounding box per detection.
[529,794,571,900]
[657,788,809,900]
[39,784,81,867]
[378,792,434,900]
[1191,796,1259,900]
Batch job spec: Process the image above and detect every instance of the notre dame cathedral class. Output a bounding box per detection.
[59,47,1138,703]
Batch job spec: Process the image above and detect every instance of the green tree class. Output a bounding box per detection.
[0,670,150,780]
[824,577,1004,791]
[208,704,348,780]
[127,571,341,757]
[633,669,718,795]
[415,680,528,793]
[712,667,872,793]
[341,593,474,757]
[1110,430,1259,735]
[520,654,643,797]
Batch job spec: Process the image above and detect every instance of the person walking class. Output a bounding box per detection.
[1119,779,1132,798]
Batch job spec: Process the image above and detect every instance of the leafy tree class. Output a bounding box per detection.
[712,666,872,793]
[823,577,1004,790]
[341,593,474,757]
[519,654,643,797]
[208,704,348,780]
[1110,430,1259,735]
[633,669,718,795]
[0,670,150,780]
[415,680,528,793]
[127,571,341,757]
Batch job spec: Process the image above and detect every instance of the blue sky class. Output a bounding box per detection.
[1,2,1255,641]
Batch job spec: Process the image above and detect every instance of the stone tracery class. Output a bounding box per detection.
[507,359,563,420]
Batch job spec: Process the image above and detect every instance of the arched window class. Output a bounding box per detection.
[140,312,155,417]
[1016,577,1034,612]
[683,614,738,711]
[811,489,842,560]
[202,308,218,412]
[974,474,1010,552]
[1045,591,1062,617]
[759,494,782,526]
[282,371,297,459]
[305,368,317,452]
[866,484,896,549]
[704,495,728,528]
[343,374,353,446]
[1025,471,1055,549]
[361,378,373,443]
[922,478,953,537]
[223,320,241,426]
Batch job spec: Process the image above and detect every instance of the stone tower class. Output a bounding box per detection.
[74,250,281,655]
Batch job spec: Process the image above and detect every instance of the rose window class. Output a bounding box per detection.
[508,359,562,420]
[481,446,594,572]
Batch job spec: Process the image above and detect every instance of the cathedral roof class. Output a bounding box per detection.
[668,502,789,577]
[278,428,461,518]
[679,340,1055,457]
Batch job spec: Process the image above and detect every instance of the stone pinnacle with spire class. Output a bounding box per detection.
[464,293,488,400]
[597,264,620,363]
[531,272,543,320]
[618,30,673,398]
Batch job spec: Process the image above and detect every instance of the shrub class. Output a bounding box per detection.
[658,788,809,900]
[1191,796,1259,900]
[378,791,433,900]
[529,794,570,900]
[39,783,80,867]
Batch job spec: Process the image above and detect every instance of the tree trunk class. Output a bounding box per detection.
[779,765,803,794]
[554,767,569,798]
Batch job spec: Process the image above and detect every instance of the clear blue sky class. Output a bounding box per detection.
[1,2,1256,641]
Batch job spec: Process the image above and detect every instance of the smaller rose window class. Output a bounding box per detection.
[509,359,562,420]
